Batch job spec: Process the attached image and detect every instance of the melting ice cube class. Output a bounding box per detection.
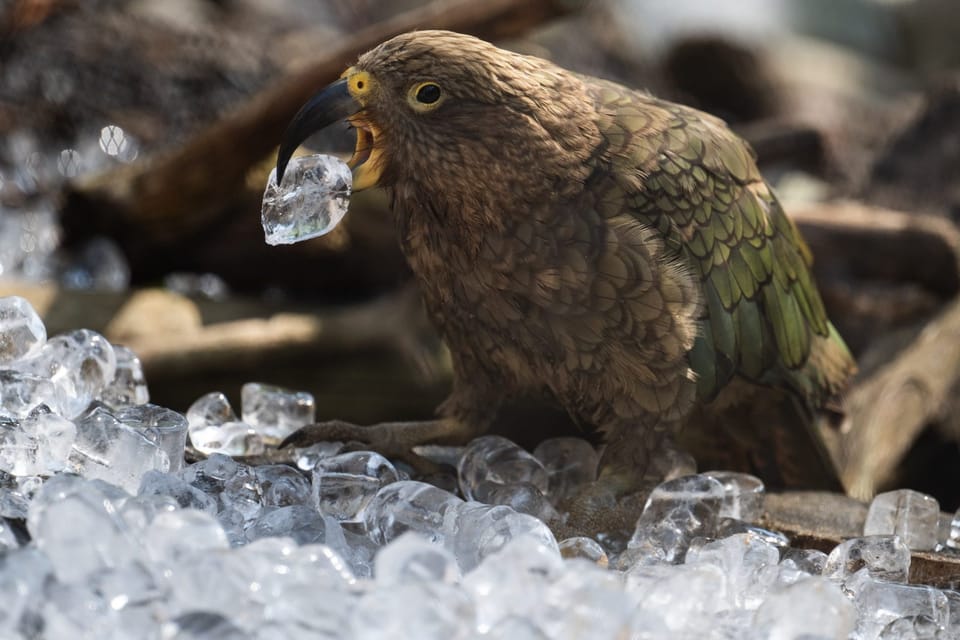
[261,154,351,246]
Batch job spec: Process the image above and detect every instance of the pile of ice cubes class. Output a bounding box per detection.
[2,293,960,639]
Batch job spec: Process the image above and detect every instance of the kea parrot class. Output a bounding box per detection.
[274,30,856,530]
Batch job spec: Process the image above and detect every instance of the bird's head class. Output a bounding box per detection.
[276,30,601,219]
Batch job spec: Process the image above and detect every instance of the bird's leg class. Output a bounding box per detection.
[557,420,690,539]
[279,417,477,473]
[279,382,500,474]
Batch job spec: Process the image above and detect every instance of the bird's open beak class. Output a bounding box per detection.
[276,77,384,191]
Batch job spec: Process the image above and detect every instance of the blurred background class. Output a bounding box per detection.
[2,0,960,506]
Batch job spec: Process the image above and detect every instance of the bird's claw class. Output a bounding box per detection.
[278,420,444,476]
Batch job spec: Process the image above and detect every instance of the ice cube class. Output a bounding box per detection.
[115,404,188,472]
[245,505,337,545]
[313,450,399,521]
[851,574,949,640]
[703,470,765,521]
[136,470,217,514]
[349,580,475,640]
[160,611,251,640]
[18,328,116,418]
[684,532,780,609]
[0,408,75,476]
[255,463,311,507]
[261,154,352,245]
[627,474,725,565]
[0,370,59,419]
[753,576,856,640]
[0,296,46,364]
[186,391,264,456]
[26,476,142,583]
[458,435,549,501]
[470,480,557,520]
[864,489,940,551]
[375,531,460,586]
[69,403,171,493]
[823,535,911,584]
[100,345,149,409]
[531,437,598,502]
[363,480,464,546]
[240,381,315,442]
[450,502,558,572]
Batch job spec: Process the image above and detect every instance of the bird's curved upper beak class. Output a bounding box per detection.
[276,76,383,191]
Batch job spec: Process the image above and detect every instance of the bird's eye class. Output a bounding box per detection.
[415,83,441,104]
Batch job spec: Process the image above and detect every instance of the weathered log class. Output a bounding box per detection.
[838,297,960,500]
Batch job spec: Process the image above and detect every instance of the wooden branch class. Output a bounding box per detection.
[838,297,960,500]
[60,0,585,243]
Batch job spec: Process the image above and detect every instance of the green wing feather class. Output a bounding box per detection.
[592,82,855,407]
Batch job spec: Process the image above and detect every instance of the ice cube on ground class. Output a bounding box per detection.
[531,436,598,502]
[18,328,117,418]
[186,392,264,457]
[627,473,725,565]
[558,535,608,566]
[100,345,149,409]
[240,381,315,442]
[458,435,549,501]
[864,488,940,551]
[312,450,399,521]
[0,295,46,364]
[0,370,59,419]
[823,535,912,583]
[69,403,171,493]
[261,154,352,245]
[0,408,75,476]
[704,470,765,521]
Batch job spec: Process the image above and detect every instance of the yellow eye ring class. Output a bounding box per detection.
[409,82,443,110]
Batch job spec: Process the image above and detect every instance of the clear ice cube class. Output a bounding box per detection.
[0,296,46,364]
[261,154,352,246]
[703,470,765,521]
[458,435,549,501]
[684,532,780,609]
[100,345,149,409]
[375,531,460,586]
[823,535,911,584]
[0,370,59,419]
[245,504,336,545]
[240,381,315,442]
[186,391,264,456]
[0,408,75,476]
[68,403,171,493]
[363,480,464,546]
[851,574,949,640]
[627,474,725,565]
[450,502,558,573]
[115,404,188,472]
[864,489,940,551]
[18,328,116,418]
[26,476,142,583]
[531,437,598,502]
[753,576,856,640]
[255,463,312,507]
[313,450,399,521]
[137,469,218,514]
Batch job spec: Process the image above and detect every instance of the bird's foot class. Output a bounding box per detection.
[279,417,471,475]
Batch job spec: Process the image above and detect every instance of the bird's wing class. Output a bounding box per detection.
[590,81,854,406]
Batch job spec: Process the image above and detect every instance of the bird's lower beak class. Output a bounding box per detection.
[276,78,384,191]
